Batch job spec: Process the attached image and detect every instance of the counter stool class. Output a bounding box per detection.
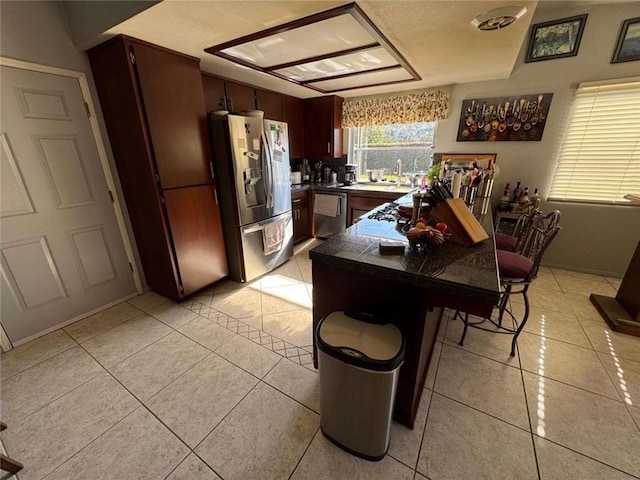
[494,208,540,253]
[459,210,562,356]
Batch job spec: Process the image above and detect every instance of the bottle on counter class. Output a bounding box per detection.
[510,181,521,212]
[531,188,541,209]
[498,183,510,211]
[302,159,310,183]
[323,166,331,183]
[511,181,521,203]
[521,187,530,205]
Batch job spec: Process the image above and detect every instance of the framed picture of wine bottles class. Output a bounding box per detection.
[456,93,554,142]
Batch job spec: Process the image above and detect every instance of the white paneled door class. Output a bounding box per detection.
[0,63,139,344]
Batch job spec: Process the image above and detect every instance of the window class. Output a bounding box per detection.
[549,79,640,204]
[348,122,436,181]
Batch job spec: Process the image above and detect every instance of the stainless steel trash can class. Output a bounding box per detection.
[316,310,405,461]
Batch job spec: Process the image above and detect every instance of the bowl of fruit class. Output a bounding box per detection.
[405,221,449,249]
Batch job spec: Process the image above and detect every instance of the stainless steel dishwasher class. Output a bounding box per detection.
[314,191,347,239]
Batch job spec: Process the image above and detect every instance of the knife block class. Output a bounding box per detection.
[430,198,489,246]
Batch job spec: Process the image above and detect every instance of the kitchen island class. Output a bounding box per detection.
[309,195,500,428]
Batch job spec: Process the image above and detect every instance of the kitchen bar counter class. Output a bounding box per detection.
[309,195,500,428]
[291,182,415,198]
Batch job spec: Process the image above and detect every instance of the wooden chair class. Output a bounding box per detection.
[458,210,562,356]
[1,422,23,479]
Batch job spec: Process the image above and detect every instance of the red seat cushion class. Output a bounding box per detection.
[495,232,518,252]
[497,250,534,280]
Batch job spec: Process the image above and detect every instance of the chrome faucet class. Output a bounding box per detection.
[396,159,402,186]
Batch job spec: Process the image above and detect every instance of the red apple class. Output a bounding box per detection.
[435,222,448,233]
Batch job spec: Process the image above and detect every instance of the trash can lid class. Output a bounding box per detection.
[317,310,404,372]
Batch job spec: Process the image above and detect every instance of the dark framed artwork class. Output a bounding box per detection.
[525,14,588,62]
[456,93,553,142]
[612,17,640,63]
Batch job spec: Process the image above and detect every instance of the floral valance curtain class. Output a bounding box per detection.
[342,90,449,127]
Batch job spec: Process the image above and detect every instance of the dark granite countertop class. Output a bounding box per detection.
[291,182,416,197]
[291,183,341,193]
[309,194,500,306]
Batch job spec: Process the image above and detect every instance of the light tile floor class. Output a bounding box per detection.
[1,239,639,479]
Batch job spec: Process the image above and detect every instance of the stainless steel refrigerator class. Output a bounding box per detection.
[208,111,293,282]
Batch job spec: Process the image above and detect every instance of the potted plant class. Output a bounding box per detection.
[425,162,441,187]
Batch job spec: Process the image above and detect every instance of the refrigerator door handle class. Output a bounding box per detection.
[243,225,264,234]
[261,132,274,209]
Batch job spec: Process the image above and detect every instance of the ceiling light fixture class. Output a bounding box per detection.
[471,6,527,31]
[204,2,420,94]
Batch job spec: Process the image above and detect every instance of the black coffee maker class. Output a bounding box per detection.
[344,164,358,185]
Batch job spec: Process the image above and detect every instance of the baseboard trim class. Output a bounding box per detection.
[11,292,139,348]
[541,261,623,279]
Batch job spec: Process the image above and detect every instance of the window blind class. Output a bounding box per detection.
[548,79,640,204]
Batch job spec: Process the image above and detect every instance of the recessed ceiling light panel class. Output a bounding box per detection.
[204,2,420,93]
[471,6,527,31]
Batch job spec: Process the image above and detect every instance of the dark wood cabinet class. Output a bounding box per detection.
[163,185,228,294]
[292,189,311,244]
[224,81,255,113]
[256,89,283,121]
[89,35,228,301]
[282,94,305,159]
[132,42,212,188]
[201,73,306,159]
[202,75,255,114]
[202,74,227,112]
[304,95,343,158]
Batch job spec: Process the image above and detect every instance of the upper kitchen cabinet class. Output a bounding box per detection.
[282,94,305,159]
[304,95,343,158]
[131,42,212,188]
[202,75,256,114]
[256,88,283,121]
[202,74,227,112]
[88,36,228,300]
[224,81,256,113]
[90,40,210,188]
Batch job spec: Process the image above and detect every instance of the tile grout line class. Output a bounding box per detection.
[445,307,631,405]
[189,379,264,453]
[514,334,542,480]
[412,313,449,477]
[20,334,152,479]
[62,339,249,480]
[0,333,77,382]
[530,432,640,478]
[413,387,438,475]
[261,357,320,415]
[39,405,149,479]
[287,426,322,480]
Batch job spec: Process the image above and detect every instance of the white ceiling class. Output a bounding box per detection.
[100,0,612,99]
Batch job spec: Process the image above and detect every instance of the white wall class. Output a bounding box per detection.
[435,2,640,277]
[0,0,147,287]
[62,0,158,49]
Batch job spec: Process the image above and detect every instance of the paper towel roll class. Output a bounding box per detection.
[452,172,462,198]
